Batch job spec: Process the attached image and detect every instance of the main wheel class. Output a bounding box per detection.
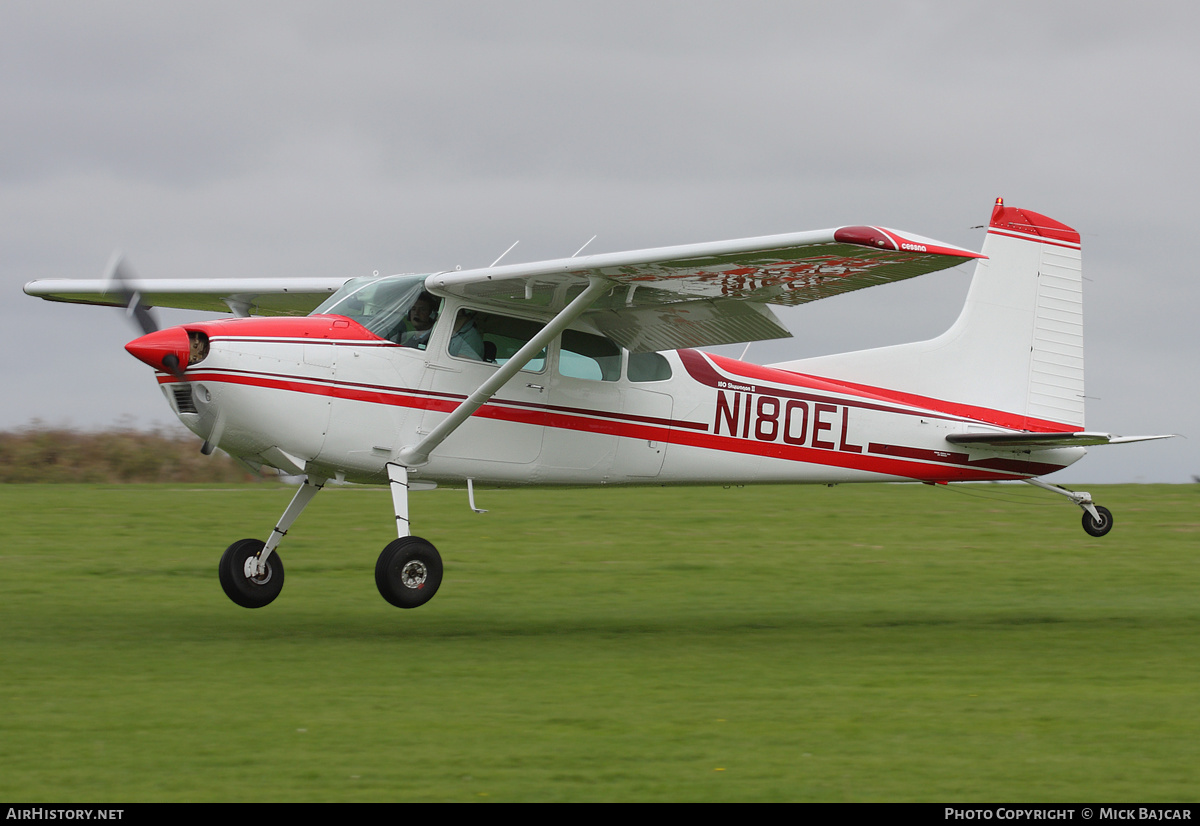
[219,538,285,608]
[1082,505,1114,537]
[375,536,443,609]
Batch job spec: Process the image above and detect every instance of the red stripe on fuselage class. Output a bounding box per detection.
[165,362,1066,481]
[184,315,385,342]
[171,368,687,433]
[677,349,1079,433]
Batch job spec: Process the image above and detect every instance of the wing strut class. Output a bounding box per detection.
[396,276,611,468]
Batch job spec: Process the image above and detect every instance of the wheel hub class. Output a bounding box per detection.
[400,559,428,590]
[242,556,274,585]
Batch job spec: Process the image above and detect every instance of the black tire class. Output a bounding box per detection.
[1082,505,1114,537]
[219,538,284,608]
[375,536,443,609]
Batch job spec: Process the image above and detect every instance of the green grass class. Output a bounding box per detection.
[1,482,1198,801]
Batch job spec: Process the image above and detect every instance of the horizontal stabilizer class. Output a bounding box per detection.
[946,431,1177,450]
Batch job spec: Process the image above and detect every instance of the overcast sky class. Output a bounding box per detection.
[3,1,1196,483]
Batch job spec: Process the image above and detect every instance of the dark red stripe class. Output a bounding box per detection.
[678,349,1078,433]
[867,442,1066,477]
[177,368,697,432]
[166,369,1060,482]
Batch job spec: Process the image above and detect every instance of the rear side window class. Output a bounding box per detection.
[628,351,672,382]
[558,330,621,381]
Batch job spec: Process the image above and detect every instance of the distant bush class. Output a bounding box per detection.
[0,424,277,483]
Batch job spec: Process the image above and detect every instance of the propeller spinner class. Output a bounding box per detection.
[125,326,192,375]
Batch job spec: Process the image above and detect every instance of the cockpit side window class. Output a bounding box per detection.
[448,309,547,372]
[311,274,440,346]
[397,292,440,349]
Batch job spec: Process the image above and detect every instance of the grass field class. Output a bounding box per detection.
[1,481,1197,802]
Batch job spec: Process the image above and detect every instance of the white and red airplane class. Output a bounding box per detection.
[25,198,1172,610]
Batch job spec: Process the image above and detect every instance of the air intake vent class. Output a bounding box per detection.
[173,384,197,414]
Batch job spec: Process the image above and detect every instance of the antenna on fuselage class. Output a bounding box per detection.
[571,235,597,258]
[490,240,520,268]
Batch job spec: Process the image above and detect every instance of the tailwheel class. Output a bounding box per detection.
[375,536,443,608]
[219,538,285,608]
[1082,505,1114,538]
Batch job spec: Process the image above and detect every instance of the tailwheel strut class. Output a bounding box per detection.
[1023,478,1113,537]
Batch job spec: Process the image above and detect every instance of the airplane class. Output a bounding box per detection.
[24,198,1174,610]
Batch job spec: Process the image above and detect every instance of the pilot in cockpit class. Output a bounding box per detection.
[399,292,439,349]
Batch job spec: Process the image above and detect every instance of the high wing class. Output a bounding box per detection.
[24,224,979,349]
[427,225,982,352]
[23,277,351,317]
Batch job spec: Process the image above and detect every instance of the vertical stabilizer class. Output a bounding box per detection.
[769,199,1085,430]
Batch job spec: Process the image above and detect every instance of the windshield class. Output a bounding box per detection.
[312,273,434,342]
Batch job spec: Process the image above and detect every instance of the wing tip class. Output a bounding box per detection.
[834,226,984,260]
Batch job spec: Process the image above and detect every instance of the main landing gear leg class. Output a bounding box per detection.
[218,474,325,608]
[375,463,443,609]
[1024,478,1114,537]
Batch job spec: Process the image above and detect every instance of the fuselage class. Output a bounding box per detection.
[135,304,1085,488]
